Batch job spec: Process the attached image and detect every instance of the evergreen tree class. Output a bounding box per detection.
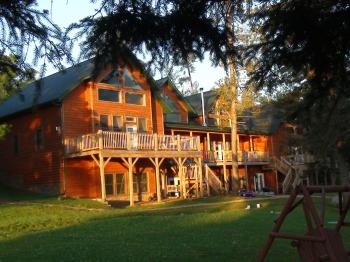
[247,0,350,184]
[0,0,70,77]
[70,0,251,192]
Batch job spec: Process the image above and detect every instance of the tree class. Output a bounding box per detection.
[0,0,71,79]
[0,55,35,140]
[69,0,251,192]
[247,0,350,184]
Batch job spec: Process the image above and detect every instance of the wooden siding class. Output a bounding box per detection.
[65,158,157,199]
[0,106,62,194]
[151,98,164,134]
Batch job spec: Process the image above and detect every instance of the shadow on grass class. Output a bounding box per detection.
[0,196,348,261]
[0,198,323,262]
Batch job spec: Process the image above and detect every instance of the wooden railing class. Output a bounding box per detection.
[64,131,200,154]
[203,150,270,163]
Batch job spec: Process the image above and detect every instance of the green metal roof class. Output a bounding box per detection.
[0,60,94,120]
[154,77,197,116]
[0,51,162,120]
[182,90,281,135]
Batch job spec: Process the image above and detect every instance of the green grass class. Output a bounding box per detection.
[0,186,349,261]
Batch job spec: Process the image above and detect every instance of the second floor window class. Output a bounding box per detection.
[98,88,120,103]
[137,118,146,132]
[112,116,122,131]
[164,113,181,123]
[100,115,109,131]
[35,128,44,150]
[125,92,144,105]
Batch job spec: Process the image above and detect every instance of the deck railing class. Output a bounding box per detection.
[203,150,270,163]
[64,131,200,154]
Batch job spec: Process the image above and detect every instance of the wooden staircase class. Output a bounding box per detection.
[272,156,307,193]
[204,164,223,194]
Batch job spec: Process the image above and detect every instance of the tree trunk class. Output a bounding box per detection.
[334,150,350,205]
[225,1,239,193]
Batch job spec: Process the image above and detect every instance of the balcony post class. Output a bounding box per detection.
[154,134,158,151]
[177,135,181,151]
[126,132,131,150]
[98,130,103,149]
[196,136,200,151]
[206,132,210,151]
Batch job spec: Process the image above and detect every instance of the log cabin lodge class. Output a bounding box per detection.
[0,52,305,206]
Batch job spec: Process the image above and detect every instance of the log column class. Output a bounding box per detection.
[198,157,203,197]
[128,157,134,206]
[122,157,139,207]
[99,153,106,201]
[222,133,228,191]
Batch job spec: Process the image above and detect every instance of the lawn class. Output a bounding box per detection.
[0,186,348,261]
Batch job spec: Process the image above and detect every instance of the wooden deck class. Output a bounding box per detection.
[203,150,270,165]
[64,131,202,158]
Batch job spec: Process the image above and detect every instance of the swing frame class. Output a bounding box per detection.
[258,185,350,261]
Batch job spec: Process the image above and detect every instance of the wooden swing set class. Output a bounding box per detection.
[258,185,350,261]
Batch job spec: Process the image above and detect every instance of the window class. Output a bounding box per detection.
[105,174,114,195]
[116,173,125,194]
[100,69,120,86]
[137,118,146,132]
[125,116,137,123]
[35,128,44,150]
[125,92,144,105]
[207,118,217,126]
[13,135,19,155]
[164,113,181,123]
[100,115,109,131]
[112,116,123,132]
[98,88,120,102]
[133,173,148,193]
[105,173,126,196]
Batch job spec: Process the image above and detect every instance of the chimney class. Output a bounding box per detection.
[200,88,207,127]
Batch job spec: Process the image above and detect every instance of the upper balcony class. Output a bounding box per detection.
[204,150,270,165]
[64,131,201,158]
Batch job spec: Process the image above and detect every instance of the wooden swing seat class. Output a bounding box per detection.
[258,185,350,262]
[294,228,348,262]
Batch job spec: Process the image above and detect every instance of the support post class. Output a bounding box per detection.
[222,133,228,191]
[249,135,253,151]
[205,164,210,196]
[206,132,210,151]
[99,152,106,201]
[198,157,203,197]
[155,157,161,203]
[178,158,186,198]
[128,157,134,207]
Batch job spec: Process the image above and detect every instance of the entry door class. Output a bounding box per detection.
[126,125,138,149]
[216,143,223,161]
[254,173,265,191]
[126,124,137,133]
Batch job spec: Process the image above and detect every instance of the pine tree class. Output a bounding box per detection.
[0,0,71,78]
[247,0,350,184]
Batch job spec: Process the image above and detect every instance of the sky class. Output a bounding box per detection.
[36,0,226,91]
